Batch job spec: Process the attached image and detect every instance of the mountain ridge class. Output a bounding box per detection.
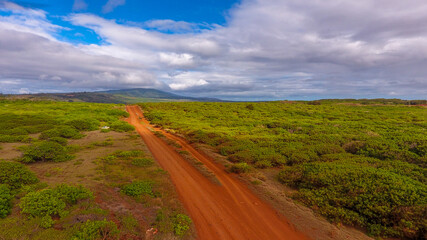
[3,88,224,103]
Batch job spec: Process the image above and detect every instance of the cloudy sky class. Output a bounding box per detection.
[0,0,426,100]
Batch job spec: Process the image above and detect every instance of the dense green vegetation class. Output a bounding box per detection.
[0,159,117,238]
[0,99,132,144]
[0,161,39,189]
[0,100,134,165]
[20,184,93,228]
[72,219,119,240]
[0,184,13,218]
[0,100,195,239]
[140,101,426,238]
[121,181,154,197]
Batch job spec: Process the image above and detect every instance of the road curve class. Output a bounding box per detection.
[126,105,309,240]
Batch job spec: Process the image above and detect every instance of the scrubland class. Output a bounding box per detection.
[0,100,193,240]
[140,100,426,239]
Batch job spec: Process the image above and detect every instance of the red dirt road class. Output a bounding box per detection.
[126,105,309,240]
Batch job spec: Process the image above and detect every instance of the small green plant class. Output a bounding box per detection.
[0,184,13,218]
[254,160,272,168]
[110,121,134,132]
[66,118,100,131]
[229,162,251,173]
[103,155,117,165]
[40,215,55,228]
[115,150,142,159]
[39,126,82,140]
[0,161,39,189]
[173,214,192,236]
[72,219,119,240]
[54,184,93,204]
[48,137,68,146]
[131,158,153,167]
[21,141,72,163]
[121,181,154,197]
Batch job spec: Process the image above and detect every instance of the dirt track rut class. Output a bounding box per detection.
[126,105,308,240]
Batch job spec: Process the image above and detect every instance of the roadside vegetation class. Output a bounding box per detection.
[0,100,193,239]
[140,100,426,239]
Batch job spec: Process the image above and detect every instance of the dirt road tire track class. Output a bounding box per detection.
[126,105,309,240]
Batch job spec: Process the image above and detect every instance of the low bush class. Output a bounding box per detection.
[20,185,93,228]
[48,137,67,146]
[228,162,251,173]
[115,150,142,159]
[0,161,39,189]
[0,134,30,143]
[21,141,72,163]
[121,181,154,197]
[40,215,55,228]
[173,214,192,236]
[110,121,134,132]
[254,160,272,168]
[72,219,119,240]
[66,119,100,131]
[0,184,13,218]
[20,188,67,218]
[54,184,93,204]
[39,126,82,140]
[131,158,153,167]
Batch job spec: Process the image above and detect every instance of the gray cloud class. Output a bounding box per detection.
[0,0,426,100]
[72,0,87,11]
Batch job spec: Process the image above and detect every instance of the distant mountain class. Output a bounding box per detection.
[5,88,223,103]
[99,88,223,103]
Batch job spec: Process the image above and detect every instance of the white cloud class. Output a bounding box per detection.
[102,0,125,14]
[159,53,195,67]
[18,88,30,94]
[167,72,209,90]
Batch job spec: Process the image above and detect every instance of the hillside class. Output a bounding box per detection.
[3,88,223,103]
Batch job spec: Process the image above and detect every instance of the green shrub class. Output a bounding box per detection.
[19,185,93,227]
[72,219,119,240]
[0,184,13,218]
[0,134,30,143]
[21,141,72,163]
[3,128,28,135]
[229,162,251,173]
[66,119,100,131]
[110,121,134,132]
[173,214,192,236]
[103,155,117,165]
[131,158,153,167]
[115,150,142,159]
[278,161,427,238]
[0,161,39,189]
[121,181,154,197]
[39,126,82,140]
[20,189,67,218]
[53,184,93,204]
[254,160,272,168]
[40,215,55,228]
[48,137,68,146]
